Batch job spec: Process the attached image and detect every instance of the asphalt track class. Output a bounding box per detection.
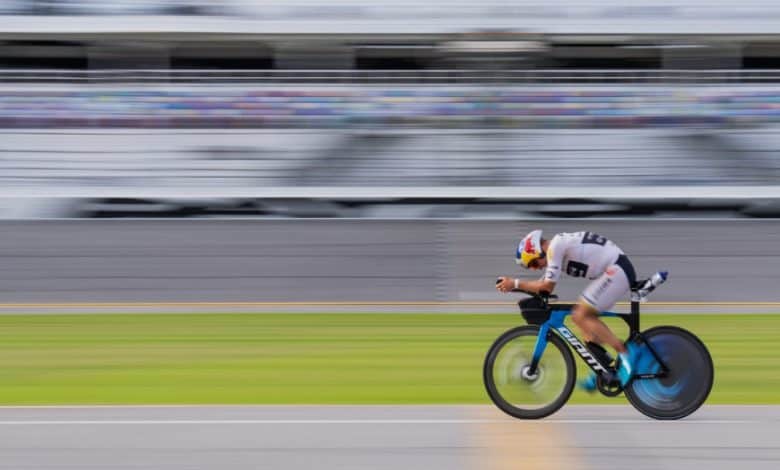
[0,219,779,313]
[0,405,776,470]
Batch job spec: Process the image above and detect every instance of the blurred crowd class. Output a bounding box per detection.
[0,1,220,15]
[1,87,779,128]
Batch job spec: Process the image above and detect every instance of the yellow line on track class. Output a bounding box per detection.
[471,408,587,470]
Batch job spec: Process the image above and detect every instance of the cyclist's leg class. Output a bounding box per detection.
[571,302,626,354]
[574,266,634,390]
[572,300,623,391]
[573,265,632,354]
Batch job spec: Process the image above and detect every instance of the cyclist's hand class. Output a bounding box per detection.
[495,277,516,293]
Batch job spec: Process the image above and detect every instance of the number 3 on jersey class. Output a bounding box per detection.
[566,260,589,278]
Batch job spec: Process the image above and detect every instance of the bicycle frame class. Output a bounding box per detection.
[526,300,668,381]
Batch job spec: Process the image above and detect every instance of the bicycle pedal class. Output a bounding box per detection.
[596,373,624,397]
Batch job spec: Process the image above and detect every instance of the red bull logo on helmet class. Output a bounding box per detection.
[524,237,537,255]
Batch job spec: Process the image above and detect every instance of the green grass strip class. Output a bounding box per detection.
[0,313,775,405]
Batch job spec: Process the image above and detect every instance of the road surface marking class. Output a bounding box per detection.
[0,419,755,425]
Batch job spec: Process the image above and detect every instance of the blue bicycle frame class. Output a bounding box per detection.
[526,300,667,380]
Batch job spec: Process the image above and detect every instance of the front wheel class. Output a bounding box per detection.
[625,326,714,420]
[484,325,576,419]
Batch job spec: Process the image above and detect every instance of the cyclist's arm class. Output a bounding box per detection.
[516,278,556,295]
[496,276,556,294]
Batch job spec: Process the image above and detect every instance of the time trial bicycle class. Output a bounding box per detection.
[484,272,713,420]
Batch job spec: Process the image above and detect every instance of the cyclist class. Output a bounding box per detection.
[495,229,639,391]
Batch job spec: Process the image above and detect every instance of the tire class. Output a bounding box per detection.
[624,326,714,420]
[483,325,576,419]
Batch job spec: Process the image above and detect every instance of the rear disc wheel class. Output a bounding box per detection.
[625,326,713,420]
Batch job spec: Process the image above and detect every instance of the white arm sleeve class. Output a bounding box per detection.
[544,235,565,283]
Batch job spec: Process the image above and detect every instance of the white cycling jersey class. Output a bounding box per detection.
[543,231,625,283]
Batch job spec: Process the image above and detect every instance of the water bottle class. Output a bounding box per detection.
[632,271,668,303]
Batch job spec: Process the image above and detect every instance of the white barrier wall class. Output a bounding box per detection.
[0,219,777,306]
[0,128,778,198]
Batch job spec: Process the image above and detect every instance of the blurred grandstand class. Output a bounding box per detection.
[1,1,780,218]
